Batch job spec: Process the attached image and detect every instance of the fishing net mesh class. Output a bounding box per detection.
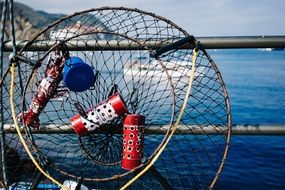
[0,7,231,189]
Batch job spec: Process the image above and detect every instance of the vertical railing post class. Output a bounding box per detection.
[0,0,8,187]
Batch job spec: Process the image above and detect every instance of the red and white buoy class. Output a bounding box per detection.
[18,50,65,129]
[122,114,145,170]
[71,93,128,136]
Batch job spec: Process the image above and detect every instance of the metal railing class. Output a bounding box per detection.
[3,124,285,135]
[2,36,285,52]
[2,35,285,136]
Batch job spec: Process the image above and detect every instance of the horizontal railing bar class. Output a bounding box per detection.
[3,36,285,52]
[3,124,285,135]
[197,36,285,49]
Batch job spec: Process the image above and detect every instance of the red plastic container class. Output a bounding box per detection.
[122,114,145,170]
[71,93,128,136]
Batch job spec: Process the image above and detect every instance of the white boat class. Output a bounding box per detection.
[49,21,105,40]
[258,48,284,51]
[258,48,273,51]
[123,55,205,79]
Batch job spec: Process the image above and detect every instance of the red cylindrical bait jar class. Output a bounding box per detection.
[122,114,145,170]
[71,93,128,136]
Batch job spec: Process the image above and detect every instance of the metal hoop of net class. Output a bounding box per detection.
[3,7,231,189]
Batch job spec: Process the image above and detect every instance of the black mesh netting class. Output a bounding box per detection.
[0,7,231,190]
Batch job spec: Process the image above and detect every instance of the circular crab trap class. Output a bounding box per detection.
[7,7,231,190]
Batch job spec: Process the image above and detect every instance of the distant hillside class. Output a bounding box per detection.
[14,2,66,29]
[1,2,112,41]
[0,2,65,40]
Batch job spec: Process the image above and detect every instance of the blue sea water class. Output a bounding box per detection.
[210,49,285,124]
[208,49,285,190]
